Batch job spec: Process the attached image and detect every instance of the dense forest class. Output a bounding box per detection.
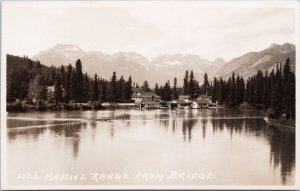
[7,54,133,110]
[6,54,295,121]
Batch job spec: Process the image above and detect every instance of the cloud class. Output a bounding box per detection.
[3,2,296,61]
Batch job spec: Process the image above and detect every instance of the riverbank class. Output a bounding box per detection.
[6,101,105,112]
[266,118,295,132]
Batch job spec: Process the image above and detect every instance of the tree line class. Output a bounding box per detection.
[245,58,295,120]
[7,55,132,105]
[7,54,295,120]
[149,58,294,120]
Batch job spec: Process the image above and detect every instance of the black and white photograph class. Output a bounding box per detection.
[1,0,299,190]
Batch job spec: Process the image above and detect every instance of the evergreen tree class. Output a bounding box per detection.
[92,74,99,101]
[108,72,117,102]
[162,80,172,101]
[212,77,218,103]
[99,80,107,102]
[64,64,72,102]
[270,63,284,118]
[226,73,236,106]
[60,65,65,88]
[118,75,126,100]
[282,58,294,119]
[188,70,195,97]
[155,83,160,96]
[83,73,90,102]
[183,70,189,95]
[126,76,132,100]
[70,69,77,101]
[7,71,17,102]
[172,77,179,99]
[75,59,84,102]
[141,80,150,92]
[203,73,209,95]
[218,78,225,105]
[54,73,63,103]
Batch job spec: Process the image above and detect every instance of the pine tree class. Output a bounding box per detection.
[54,73,63,104]
[7,71,17,102]
[118,75,125,100]
[203,73,209,95]
[159,86,163,98]
[226,73,236,106]
[282,58,294,119]
[183,70,189,95]
[155,83,160,96]
[70,69,77,101]
[283,58,291,83]
[262,71,270,109]
[141,80,150,92]
[212,77,218,103]
[271,64,284,118]
[239,77,245,104]
[60,65,65,88]
[126,76,132,99]
[188,70,195,97]
[83,73,90,102]
[64,64,72,102]
[218,78,224,105]
[162,80,172,101]
[99,80,108,102]
[172,77,179,99]
[234,75,240,105]
[92,74,99,101]
[108,72,117,102]
[75,59,84,102]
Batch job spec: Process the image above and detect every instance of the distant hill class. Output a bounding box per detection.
[215,43,295,79]
[31,43,295,86]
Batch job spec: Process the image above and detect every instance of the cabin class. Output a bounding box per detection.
[132,90,160,110]
[141,101,159,109]
[131,91,160,103]
[191,99,210,109]
[170,99,191,109]
[191,94,211,109]
[179,95,191,102]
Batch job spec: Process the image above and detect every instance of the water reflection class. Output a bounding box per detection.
[8,127,47,142]
[175,117,294,185]
[51,123,85,158]
[6,109,295,185]
[268,127,295,184]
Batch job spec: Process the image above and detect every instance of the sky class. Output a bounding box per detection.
[2,1,297,61]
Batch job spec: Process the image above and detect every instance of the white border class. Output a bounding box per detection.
[1,0,300,190]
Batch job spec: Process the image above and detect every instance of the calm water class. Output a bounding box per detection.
[5,109,295,186]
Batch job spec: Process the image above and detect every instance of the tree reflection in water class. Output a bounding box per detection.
[186,117,294,185]
[157,115,295,185]
[6,109,295,185]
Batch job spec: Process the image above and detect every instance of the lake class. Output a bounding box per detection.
[5,108,295,186]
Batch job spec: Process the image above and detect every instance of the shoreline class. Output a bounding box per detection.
[266,119,295,133]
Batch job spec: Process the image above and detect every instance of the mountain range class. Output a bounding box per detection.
[31,43,295,86]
